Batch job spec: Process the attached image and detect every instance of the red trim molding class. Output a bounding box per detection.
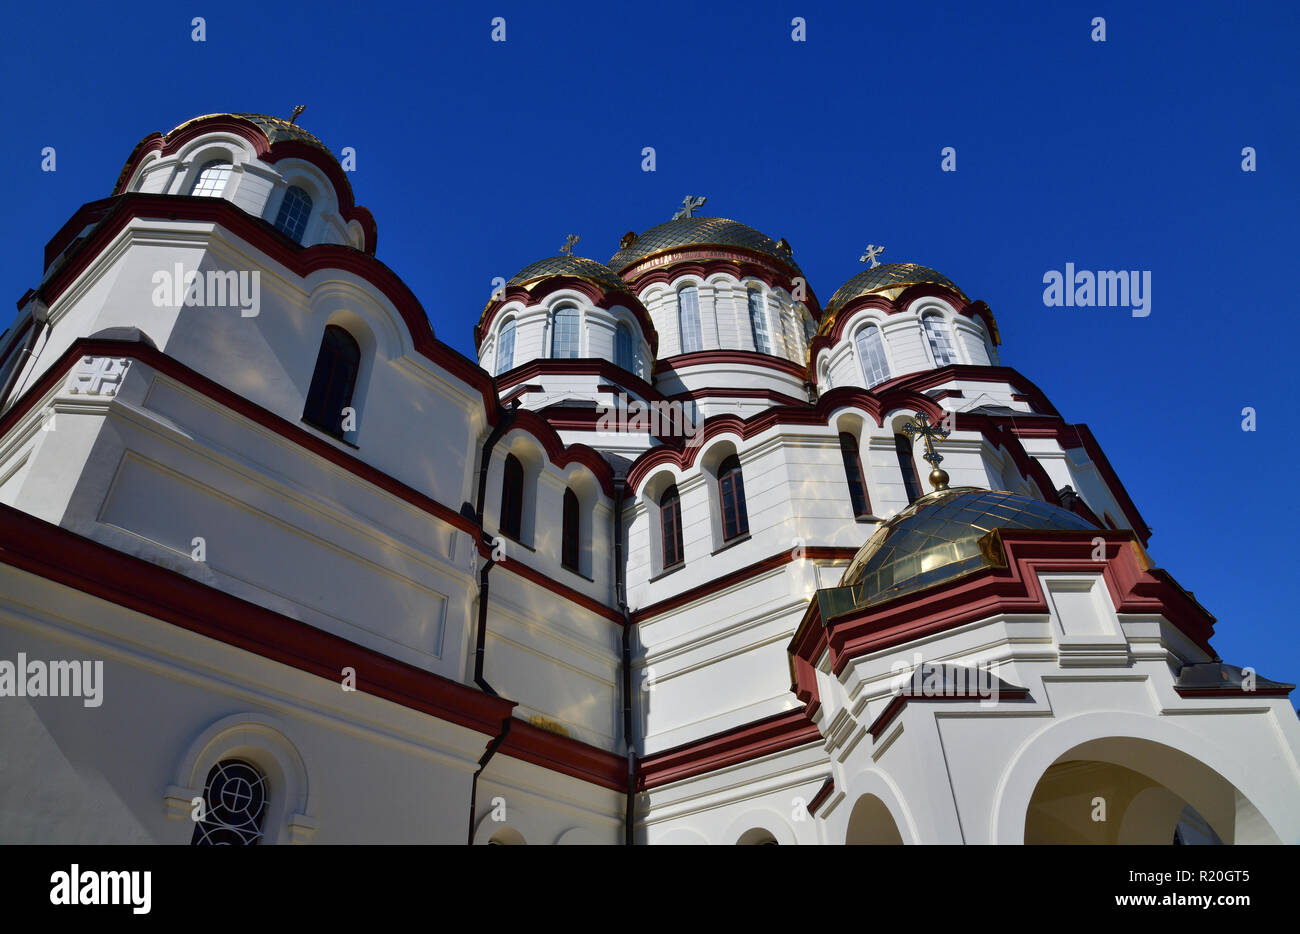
[0,502,630,789]
[476,279,657,355]
[637,709,821,790]
[808,777,835,815]
[866,685,1031,741]
[632,546,858,622]
[789,533,1217,702]
[111,116,378,254]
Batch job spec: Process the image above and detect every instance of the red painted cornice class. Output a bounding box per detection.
[28,193,498,415]
[0,501,515,735]
[811,284,998,366]
[788,533,1217,704]
[111,115,378,254]
[476,279,657,355]
[500,719,626,791]
[624,384,943,491]
[496,357,660,401]
[654,349,807,381]
[637,709,821,790]
[631,546,858,623]
[621,257,823,320]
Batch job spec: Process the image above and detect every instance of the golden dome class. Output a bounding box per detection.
[824,488,1095,617]
[821,263,967,325]
[506,255,630,294]
[166,113,332,156]
[608,216,801,276]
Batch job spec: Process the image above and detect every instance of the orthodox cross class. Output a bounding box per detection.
[673,195,707,220]
[860,244,885,268]
[560,234,580,256]
[289,105,306,125]
[901,410,950,491]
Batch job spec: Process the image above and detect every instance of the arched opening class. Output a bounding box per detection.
[496,317,516,375]
[659,484,684,571]
[921,311,957,367]
[487,827,527,845]
[561,487,580,572]
[854,324,890,387]
[747,289,772,354]
[893,433,923,504]
[303,325,361,440]
[845,794,905,845]
[1023,737,1278,844]
[551,306,580,358]
[500,453,525,541]
[678,286,702,353]
[191,758,268,845]
[190,159,232,198]
[736,828,779,845]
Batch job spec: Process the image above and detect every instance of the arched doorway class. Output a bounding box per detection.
[1023,737,1277,844]
[845,794,905,845]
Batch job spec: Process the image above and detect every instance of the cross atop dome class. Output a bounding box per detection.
[559,234,580,256]
[673,195,707,220]
[860,244,885,268]
[901,410,950,491]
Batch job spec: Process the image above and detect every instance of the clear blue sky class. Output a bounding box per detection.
[1,1,1296,692]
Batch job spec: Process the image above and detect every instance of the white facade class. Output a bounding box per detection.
[0,113,1296,845]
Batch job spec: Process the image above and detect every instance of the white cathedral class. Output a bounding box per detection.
[0,112,1297,845]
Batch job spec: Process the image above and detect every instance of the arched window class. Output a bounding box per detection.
[747,289,771,354]
[191,759,268,845]
[303,325,360,439]
[551,307,580,358]
[922,312,957,367]
[660,485,684,569]
[500,454,524,540]
[562,488,580,572]
[678,286,702,354]
[840,433,871,517]
[855,325,891,387]
[615,322,635,371]
[496,318,516,376]
[894,433,923,504]
[190,160,232,198]
[274,185,313,243]
[718,454,749,542]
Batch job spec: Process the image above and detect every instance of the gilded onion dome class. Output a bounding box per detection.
[165,112,333,155]
[506,255,631,294]
[821,488,1096,617]
[608,216,801,277]
[821,263,968,326]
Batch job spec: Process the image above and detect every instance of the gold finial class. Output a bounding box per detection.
[559,233,579,256]
[289,105,306,125]
[901,411,951,491]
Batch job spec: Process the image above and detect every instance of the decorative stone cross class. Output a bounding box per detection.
[860,244,885,268]
[560,234,580,256]
[901,410,950,491]
[673,195,707,220]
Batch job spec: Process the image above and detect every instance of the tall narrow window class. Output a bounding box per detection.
[894,434,923,504]
[551,307,579,358]
[855,325,891,388]
[922,312,957,367]
[274,185,313,243]
[190,160,232,198]
[496,318,516,376]
[614,322,635,371]
[191,759,268,845]
[562,488,580,572]
[840,433,872,517]
[747,289,771,353]
[718,454,749,542]
[303,325,360,439]
[678,287,702,354]
[660,485,684,569]
[501,454,524,540]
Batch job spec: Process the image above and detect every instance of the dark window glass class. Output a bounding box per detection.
[661,485,684,569]
[894,434,923,504]
[274,185,313,243]
[562,488,580,571]
[191,759,267,846]
[718,455,749,542]
[501,454,524,540]
[303,325,360,439]
[840,433,871,517]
